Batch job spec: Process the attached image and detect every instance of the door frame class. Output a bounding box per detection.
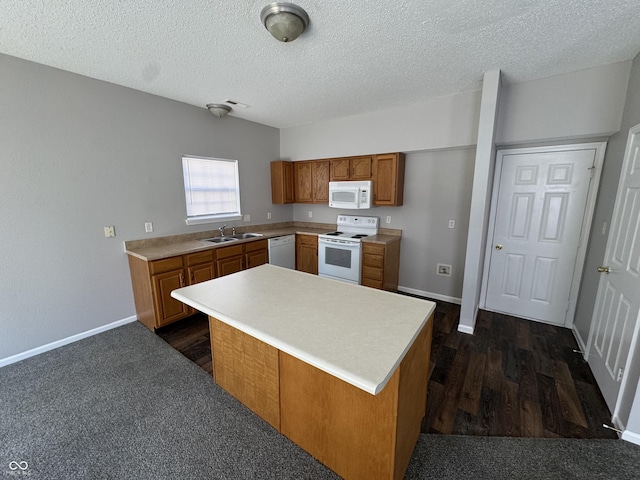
[479,142,606,328]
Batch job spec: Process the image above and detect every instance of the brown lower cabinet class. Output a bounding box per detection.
[361,241,401,291]
[128,239,269,330]
[295,234,318,274]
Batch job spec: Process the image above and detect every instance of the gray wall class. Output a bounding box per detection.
[292,149,476,301]
[571,53,640,428]
[1,52,633,363]
[0,54,282,360]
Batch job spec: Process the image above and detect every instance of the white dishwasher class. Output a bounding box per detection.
[268,235,296,270]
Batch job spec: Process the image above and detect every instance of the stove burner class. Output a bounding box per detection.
[351,234,368,238]
[325,231,343,236]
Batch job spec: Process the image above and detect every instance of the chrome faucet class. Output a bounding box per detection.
[219,225,227,237]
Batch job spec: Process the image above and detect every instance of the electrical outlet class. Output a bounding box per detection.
[144,222,153,233]
[601,222,607,235]
[244,214,251,222]
[386,216,392,224]
[267,212,272,220]
[308,211,313,218]
[448,220,455,229]
[436,263,452,277]
[104,226,115,238]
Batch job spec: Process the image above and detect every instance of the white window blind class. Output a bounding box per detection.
[182,156,242,225]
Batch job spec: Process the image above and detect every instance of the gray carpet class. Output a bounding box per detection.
[1,322,639,479]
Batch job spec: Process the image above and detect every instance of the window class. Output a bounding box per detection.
[182,155,242,225]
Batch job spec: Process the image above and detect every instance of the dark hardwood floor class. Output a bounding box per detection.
[156,298,617,440]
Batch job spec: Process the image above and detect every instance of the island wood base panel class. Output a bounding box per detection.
[209,314,433,480]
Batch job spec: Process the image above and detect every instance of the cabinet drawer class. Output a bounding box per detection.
[149,256,184,275]
[363,243,385,255]
[215,244,244,260]
[362,277,383,290]
[245,239,268,252]
[362,265,384,281]
[363,253,384,269]
[185,250,214,266]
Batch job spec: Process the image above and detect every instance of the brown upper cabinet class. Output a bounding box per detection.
[271,152,404,206]
[271,161,295,204]
[294,160,329,204]
[330,156,373,181]
[373,153,405,206]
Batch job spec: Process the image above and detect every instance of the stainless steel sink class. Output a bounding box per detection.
[231,233,263,239]
[201,233,263,243]
[202,237,238,243]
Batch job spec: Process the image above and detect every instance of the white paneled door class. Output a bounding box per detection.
[484,145,603,326]
[587,124,640,413]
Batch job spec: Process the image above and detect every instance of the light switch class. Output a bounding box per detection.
[244,214,251,222]
[145,222,153,233]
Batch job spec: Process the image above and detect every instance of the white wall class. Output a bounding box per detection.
[496,61,631,145]
[280,62,630,304]
[280,91,482,160]
[459,71,501,334]
[0,54,282,361]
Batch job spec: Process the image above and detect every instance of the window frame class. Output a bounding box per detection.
[182,155,242,226]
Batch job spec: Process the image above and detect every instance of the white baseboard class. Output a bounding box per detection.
[458,324,475,335]
[572,325,588,357]
[0,315,138,368]
[397,286,461,305]
[621,429,640,446]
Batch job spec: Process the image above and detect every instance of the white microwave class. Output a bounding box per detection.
[328,181,373,209]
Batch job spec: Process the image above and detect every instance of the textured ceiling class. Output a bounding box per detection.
[1,0,640,128]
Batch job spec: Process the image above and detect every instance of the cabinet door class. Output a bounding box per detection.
[245,239,269,269]
[373,153,405,206]
[271,161,295,204]
[185,250,215,285]
[283,161,295,203]
[330,158,350,181]
[245,249,268,269]
[296,235,318,274]
[189,263,215,284]
[217,256,243,277]
[294,161,313,203]
[152,270,190,327]
[351,156,373,180]
[215,244,244,277]
[312,160,330,203]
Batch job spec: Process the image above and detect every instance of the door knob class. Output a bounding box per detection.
[597,266,610,274]
[495,244,503,250]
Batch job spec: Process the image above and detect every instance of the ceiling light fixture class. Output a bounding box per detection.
[260,2,309,43]
[206,104,232,118]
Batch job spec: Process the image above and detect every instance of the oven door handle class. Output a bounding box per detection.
[319,238,360,247]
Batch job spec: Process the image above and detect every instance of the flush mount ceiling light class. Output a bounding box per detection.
[206,104,232,118]
[261,2,309,43]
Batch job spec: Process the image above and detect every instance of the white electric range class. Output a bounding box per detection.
[318,215,379,284]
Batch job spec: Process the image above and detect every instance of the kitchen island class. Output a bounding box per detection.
[171,264,435,480]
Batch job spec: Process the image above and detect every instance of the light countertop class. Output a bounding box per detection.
[125,222,401,261]
[171,264,434,395]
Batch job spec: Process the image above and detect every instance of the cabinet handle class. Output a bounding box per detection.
[180,273,185,286]
[190,272,194,283]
